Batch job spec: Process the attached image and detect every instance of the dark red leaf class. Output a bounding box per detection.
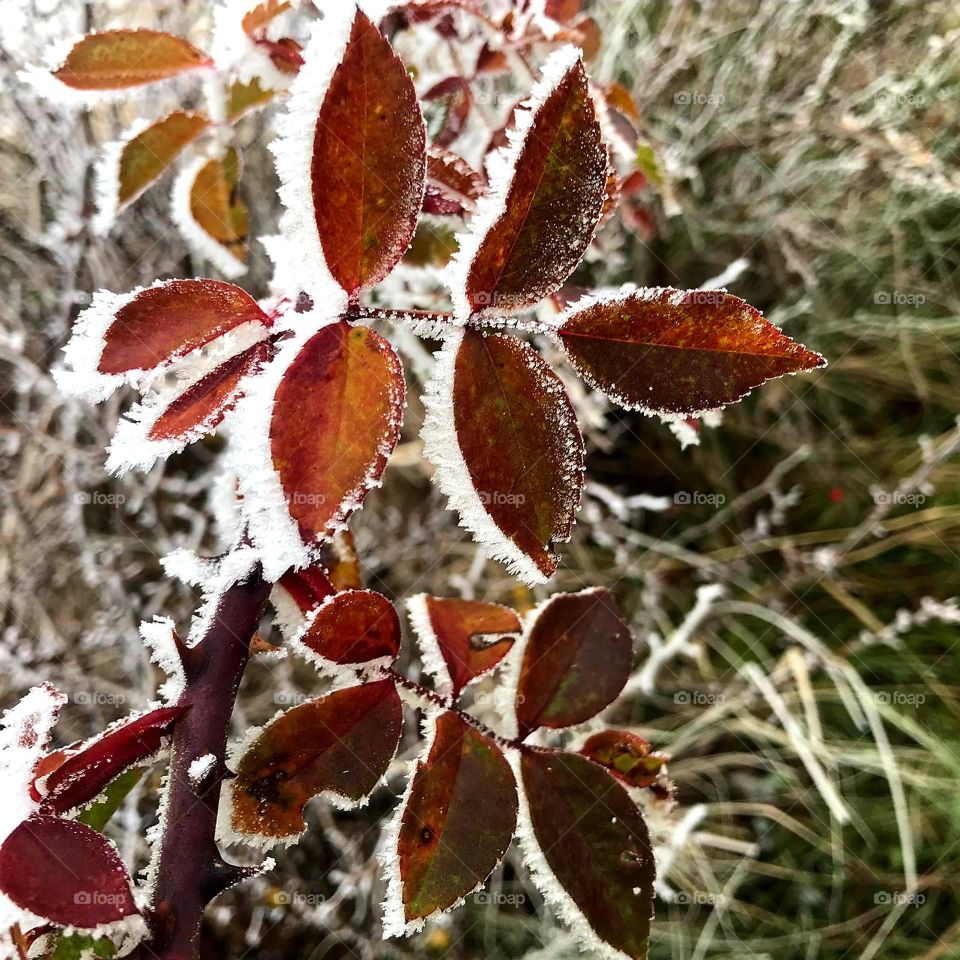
[271,321,404,541]
[0,815,138,927]
[461,54,606,316]
[411,595,520,697]
[229,680,402,841]
[148,339,272,442]
[277,565,336,614]
[43,706,186,813]
[515,589,632,738]
[311,9,426,294]
[99,279,268,376]
[423,147,484,217]
[580,731,669,790]
[475,44,509,76]
[545,0,580,22]
[397,712,516,921]
[52,31,212,90]
[520,750,654,960]
[299,590,401,665]
[444,330,584,581]
[423,76,472,148]
[557,288,826,415]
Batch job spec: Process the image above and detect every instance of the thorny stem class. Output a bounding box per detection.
[134,565,271,960]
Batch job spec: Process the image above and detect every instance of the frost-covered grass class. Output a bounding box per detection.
[1,0,959,958]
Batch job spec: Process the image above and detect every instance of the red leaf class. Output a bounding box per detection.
[423,76,472,148]
[99,279,268,377]
[148,339,272,442]
[475,44,509,76]
[519,750,654,960]
[558,288,826,415]
[271,322,404,542]
[310,9,426,294]
[409,595,519,697]
[423,147,484,217]
[320,530,363,591]
[52,31,212,90]
[0,815,138,927]
[515,589,632,738]
[395,712,516,922]
[455,51,606,317]
[427,330,583,583]
[42,706,186,814]
[277,565,336,615]
[114,112,209,211]
[580,731,669,790]
[545,0,581,22]
[229,681,402,841]
[298,590,401,665]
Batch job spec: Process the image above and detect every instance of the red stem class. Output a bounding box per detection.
[134,566,271,960]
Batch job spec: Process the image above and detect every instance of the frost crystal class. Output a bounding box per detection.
[139,618,186,704]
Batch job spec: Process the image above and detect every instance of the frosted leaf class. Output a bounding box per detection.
[106,322,270,475]
[421,331,584,584]
[0,684,65,845]
[444,45,599,320]
[268,12,357,305]
[211,0,301,91]
[171,156,247,280]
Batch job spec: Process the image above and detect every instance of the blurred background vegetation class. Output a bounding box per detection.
[1,0,959,958]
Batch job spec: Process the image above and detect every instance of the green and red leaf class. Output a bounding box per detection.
[519,750,655,960]
[228,680,402,843]
[0,815,138,927]
[297,589,401,666]
[226,77,275,121]
[424,330,583,584]
[307,9,426,294]
[408,595,520,697]
[106,112,209,220]
[452,49,607,318]
[270,321,405,543]
[579,731,669,790]
[392,712,517,924]
[51,30,212,90]
[42,706,186,814]
[183,148,249,270]
[515,589,632,738]
[557,288,826,414]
